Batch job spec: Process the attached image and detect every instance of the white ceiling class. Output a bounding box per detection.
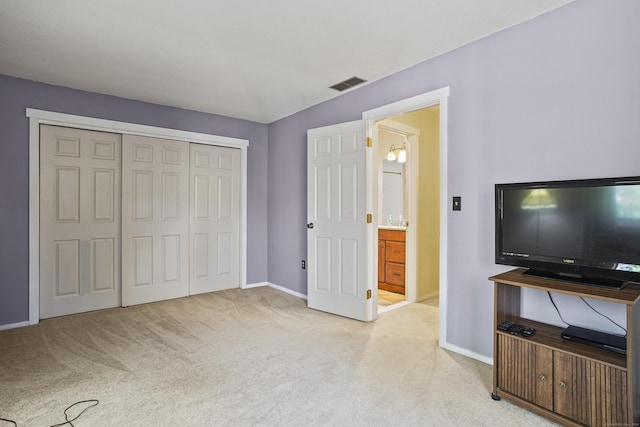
[0,0,573,123]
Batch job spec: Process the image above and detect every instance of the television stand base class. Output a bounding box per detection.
[523,269,628,290]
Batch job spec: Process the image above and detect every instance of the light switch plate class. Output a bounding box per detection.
[453,196,461,211]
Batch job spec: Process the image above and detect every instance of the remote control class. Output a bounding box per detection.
[497,321,515,331]
[521,327,536,337]
[509,324,526,335]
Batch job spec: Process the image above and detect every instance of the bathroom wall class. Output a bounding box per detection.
[393,107,440,299]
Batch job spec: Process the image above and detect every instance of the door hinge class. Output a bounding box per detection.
[366,214,372,223]
[366,137,372,147]
[366,289,372,300]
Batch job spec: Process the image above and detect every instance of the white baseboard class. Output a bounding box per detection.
[243,281,269,289]
[267,282,308,300]
[417,292,439,303]
[439,341,493,365]
[245,281,308,300]
[0,320,30,331]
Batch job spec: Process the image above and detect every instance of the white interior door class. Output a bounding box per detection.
[39,125,121,318]
[307,120,374,321]
[190,143,241,294]
[122,135,190,306]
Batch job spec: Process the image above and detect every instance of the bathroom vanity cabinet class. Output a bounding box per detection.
[378,228,406,295]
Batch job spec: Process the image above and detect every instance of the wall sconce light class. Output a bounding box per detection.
[386,144,398,161]
[397,143,407,163]
[386,136,408,163]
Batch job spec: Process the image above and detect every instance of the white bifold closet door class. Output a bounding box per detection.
[190,144,240,294]
[121,135,190,306]
[40,125,122,319]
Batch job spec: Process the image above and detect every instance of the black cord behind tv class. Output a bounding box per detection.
[495,176,640,289]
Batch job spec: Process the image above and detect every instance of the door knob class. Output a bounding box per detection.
[307,223,314,229]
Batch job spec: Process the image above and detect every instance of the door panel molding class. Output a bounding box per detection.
[28,108,248,325]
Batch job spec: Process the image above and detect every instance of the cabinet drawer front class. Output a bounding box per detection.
[386,241,406,263]
[385,262,405,286]
[378,229,405,242]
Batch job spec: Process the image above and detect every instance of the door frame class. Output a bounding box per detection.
[27,108,249,325]
[362,86,449,344]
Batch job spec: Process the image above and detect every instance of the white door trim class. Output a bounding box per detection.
[362,86,450,348]
[27,108,249,325]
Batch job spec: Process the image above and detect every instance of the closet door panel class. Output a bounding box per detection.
[122,135,189,306]
[40,125,121,318]
[189,144,240,294]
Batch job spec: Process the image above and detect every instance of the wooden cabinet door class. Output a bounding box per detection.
[496,335,553,411]
[554,352,628,426]
[378,240,386,283]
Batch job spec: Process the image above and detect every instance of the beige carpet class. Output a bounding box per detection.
[0,287,557,426]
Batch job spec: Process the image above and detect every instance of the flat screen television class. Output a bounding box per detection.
[495,176,640,289]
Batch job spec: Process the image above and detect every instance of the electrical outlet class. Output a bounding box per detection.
[301,260,306,270]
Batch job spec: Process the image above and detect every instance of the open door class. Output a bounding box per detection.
[307,120,375,321]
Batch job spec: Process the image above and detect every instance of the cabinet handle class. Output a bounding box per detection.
[538,375,546,381]
[559,381,566,388]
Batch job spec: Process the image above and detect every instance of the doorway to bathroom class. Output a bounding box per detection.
[374,106,441,314]
[306,86,449,342]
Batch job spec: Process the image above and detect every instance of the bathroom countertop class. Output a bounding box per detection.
[378,225,406,231]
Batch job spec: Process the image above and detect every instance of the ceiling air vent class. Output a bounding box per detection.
[329,76,367,92]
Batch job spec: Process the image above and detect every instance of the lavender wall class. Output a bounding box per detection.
[267,0,640,357]
[0,76,269,326]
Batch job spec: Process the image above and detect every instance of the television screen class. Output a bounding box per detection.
[495,177,640,287]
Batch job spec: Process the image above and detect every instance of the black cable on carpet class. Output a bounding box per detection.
[0,399,99,427]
